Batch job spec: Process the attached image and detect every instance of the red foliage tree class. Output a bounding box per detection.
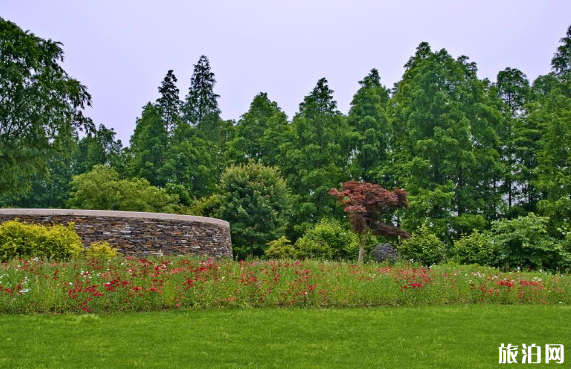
[329,181,409,262]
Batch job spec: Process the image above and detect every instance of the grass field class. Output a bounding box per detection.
[1,305,569,368]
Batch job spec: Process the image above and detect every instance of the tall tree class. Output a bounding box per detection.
[278,78,351,236]
[127,103,168,187]
[532,80,571,235]
[160,123,218,199]
[347,69,391,183]
[183,55,220,127]
[391,43,503,239]
[227,92,288,166]
[551,25,571,77]
[495,68,530,214]
[0,17,94,195]
[75,124,123,174]
[157,70,181,134]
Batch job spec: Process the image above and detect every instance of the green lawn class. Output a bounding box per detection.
[1,305,569,368]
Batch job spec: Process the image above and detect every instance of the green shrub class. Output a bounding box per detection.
[0,220,83,261]
[451,230,499,266]
[397,225,447,265]
[85,241,118,259]
[265,236,297,259]
[491,213,560,270]
[295,219,359,260]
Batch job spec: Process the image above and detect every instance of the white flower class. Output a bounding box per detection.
[19,289,30,293]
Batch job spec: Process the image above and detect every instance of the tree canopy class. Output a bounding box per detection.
[0,17,94,195]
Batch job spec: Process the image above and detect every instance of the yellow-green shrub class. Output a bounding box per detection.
[85,241,118,259]
[265,236,297,259]
[0,220,83,261]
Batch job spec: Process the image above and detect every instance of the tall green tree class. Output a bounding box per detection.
[551,25,571,77]
[183,55,220,128]
[278,78,351,236]
[161,124,218,199]
[157,70,181,134]
[347,69,391,183]
[495,68,530,214]
[227,92,288,166]
[0,17,94,195]
[75,124,123,174]
[532,83,571,234]
[127,103,168,187]
[391,43,503,238]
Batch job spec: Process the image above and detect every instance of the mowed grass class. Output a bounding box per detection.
[1,305,569,368]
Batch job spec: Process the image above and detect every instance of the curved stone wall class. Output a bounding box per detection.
[0,209,232,258]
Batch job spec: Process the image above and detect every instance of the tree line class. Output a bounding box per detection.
[2,17,571,262]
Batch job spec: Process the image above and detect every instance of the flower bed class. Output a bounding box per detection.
[0,257,569,313]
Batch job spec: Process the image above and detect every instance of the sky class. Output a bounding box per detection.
[2,0,571,144]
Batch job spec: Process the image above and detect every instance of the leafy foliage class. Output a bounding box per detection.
[329,181,408,262]
[397,225,447,265]
[85,241,118,259]
[391,43,503,239]
[218,162,290,259]
[0,17,94,195]
[490,214,560,270]
[68,165,181,213]
[295,218,359,260]
[264,236,297,259]
[451,230,499,266]
[0,220,83,261]
[278,78,351,236]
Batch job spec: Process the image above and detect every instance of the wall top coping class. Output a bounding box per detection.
[0,208,229,227]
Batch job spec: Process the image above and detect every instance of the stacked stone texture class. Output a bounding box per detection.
[0,209,232,258]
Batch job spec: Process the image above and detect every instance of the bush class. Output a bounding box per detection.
[491,213,560,270]
[295,219,359,260]
[219,161,290,259]
[397,225,447,265]
[68,165,182,213]
[85,241,118,259]
[265,237,297,259]
[451,230,499,266]
[370,243,400,263]
[0,220,83,261]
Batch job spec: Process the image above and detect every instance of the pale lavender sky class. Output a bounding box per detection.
[2,0,570,144]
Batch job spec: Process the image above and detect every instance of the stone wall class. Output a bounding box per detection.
[0,209,232,258]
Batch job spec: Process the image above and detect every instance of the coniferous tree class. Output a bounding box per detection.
[347,69,391,184]
[392,43,503,239]
[161,123,218,199]
[532,29,571,234]
[495,68,530,214]
[227,92,288,166]
[157,70,181,134]
[551,25,571,77]
[127,103,168,187]
[183,55,220,128]
[278,78,351,236]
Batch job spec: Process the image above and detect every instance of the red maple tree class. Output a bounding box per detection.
[329,181,409,262]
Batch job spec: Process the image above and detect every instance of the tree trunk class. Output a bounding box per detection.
[358,232,370,263]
